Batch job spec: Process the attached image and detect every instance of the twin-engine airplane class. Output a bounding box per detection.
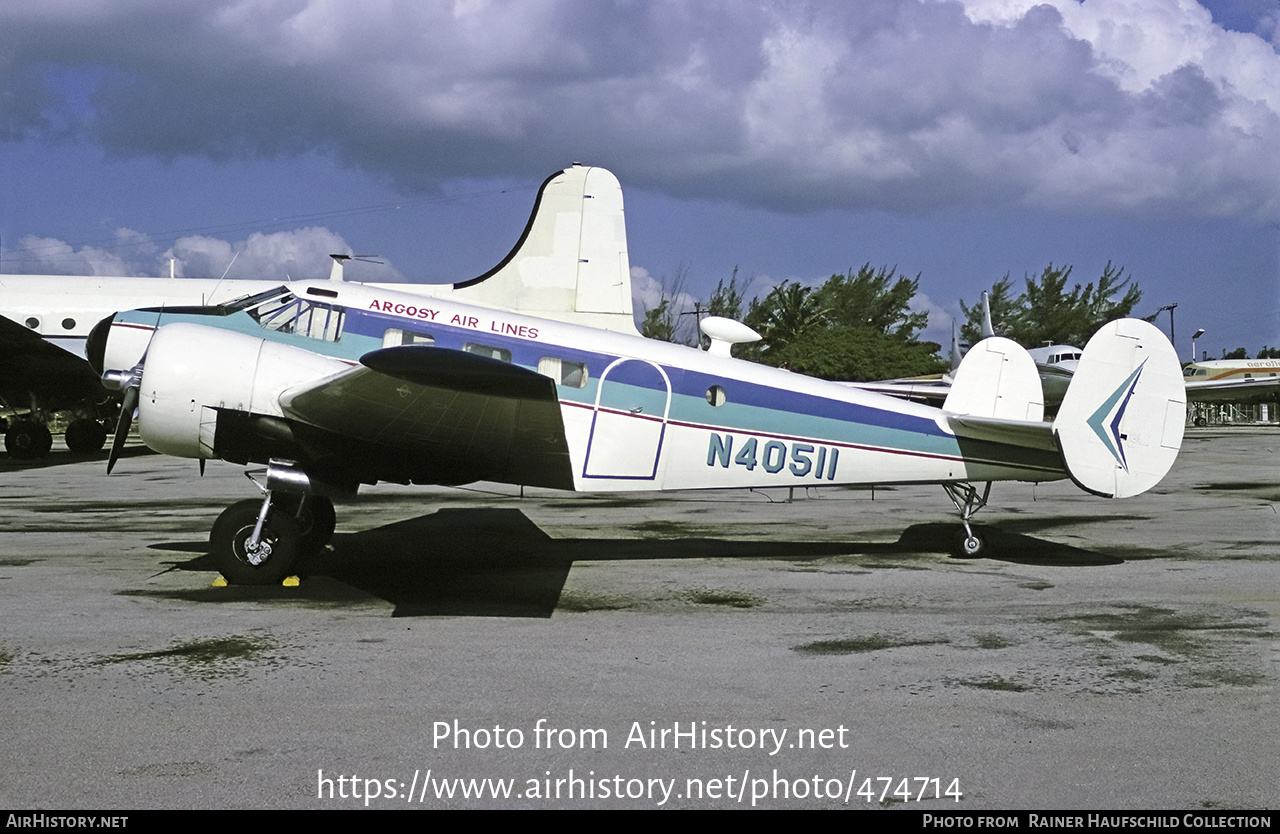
[92,165,1186,584]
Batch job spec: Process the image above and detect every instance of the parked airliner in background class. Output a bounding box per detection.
[0,277,279,456]
[1182,358,1280,404]
[0,165,639,459]
[91,165,1186,584]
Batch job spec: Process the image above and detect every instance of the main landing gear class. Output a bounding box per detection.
[943,481,992,559]
[4,420,53,459]
[209,473,337,585]
[3,417,106,459]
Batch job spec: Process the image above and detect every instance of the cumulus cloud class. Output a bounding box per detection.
[165,226,406,282]
[1,0,1277,218]
[3,225,405,282]
[9,229,144,275]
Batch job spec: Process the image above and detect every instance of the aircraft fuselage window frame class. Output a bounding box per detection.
[705,385,727,406]
[382,328,436,348]
[537,357,589,388]
[463,343,512,363]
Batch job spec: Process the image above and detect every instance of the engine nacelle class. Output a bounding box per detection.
[136,322,350,459]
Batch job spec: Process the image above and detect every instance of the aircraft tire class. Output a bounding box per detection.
[275,494,337,552]
[65,419,107,454]
[211,501,301,585]
[5,421,51,460]
[950,528,986,559]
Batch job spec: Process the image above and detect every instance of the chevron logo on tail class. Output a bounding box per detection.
[1086,360,1147,471]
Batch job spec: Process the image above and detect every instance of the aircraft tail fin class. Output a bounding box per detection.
[1052,319,1185,498]
[943,336,1044,422]
[980,290,996,339]
[450,165,638,334]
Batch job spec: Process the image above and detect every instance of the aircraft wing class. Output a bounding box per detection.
[0,313,106,411]
[278,345,575,490]
[1185,377,1280,404]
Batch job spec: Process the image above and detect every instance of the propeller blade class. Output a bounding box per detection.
[107,386,139,475]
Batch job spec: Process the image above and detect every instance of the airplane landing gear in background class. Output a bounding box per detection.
[5,420,53,459]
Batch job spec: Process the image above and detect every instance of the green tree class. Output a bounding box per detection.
[960,262,1141,348]
[706,267,747,321]
[640,298,678,342]
[1257,346,1280,359]
[639,263,691,343]
[815,264,928,340]
[744,281,827,353]
[770,326,945,381]
[742,267,945,380]
[1224,347,1248,360]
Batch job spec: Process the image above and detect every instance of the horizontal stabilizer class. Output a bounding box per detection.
[1052,319,1185,498]
[943,336,1044,422]
[946,414,1058,451]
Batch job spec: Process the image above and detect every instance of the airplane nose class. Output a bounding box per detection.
[85,313,115,376]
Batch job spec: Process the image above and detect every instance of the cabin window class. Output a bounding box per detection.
[538,357,588,388]
[464,343,511,363]
[24,317,39,329]
[61,318,76,330]
[705,385,727,407]
[382,328,435,348]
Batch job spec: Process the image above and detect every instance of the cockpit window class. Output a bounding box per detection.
[254,296,345,342]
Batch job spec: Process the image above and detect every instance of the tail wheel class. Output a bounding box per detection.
[210,500,300,585]
[950,528,987,559]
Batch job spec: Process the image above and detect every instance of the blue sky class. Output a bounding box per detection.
[1,0,1277,359]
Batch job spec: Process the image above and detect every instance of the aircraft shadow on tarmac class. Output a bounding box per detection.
[0,445,154,472]
[144,507,1126,618]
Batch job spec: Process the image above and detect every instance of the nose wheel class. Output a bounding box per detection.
[210,497,301,585]
[209,490,338,584]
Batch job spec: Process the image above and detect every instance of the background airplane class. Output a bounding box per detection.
[0,164,637,459]
[92,166,1186,585]
[1182,358,1280,404]
[0,276,279,457]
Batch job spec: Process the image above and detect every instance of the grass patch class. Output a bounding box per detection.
[555,592,630,613]
[99,636,269,667]
[961,675,1031,692]
[794,634,949,655]
[1054,605,1273,656]
[973,633,1014,649]
[684,589,763,609]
